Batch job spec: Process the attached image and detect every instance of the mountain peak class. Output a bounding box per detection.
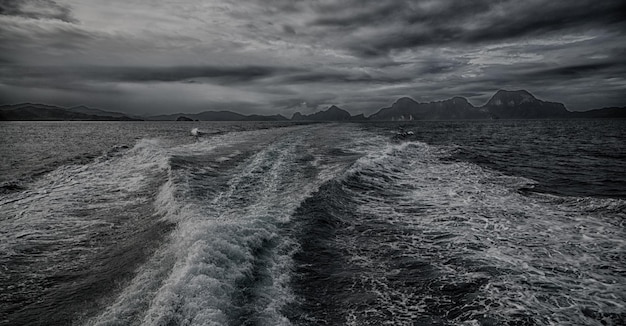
[449,97,471,104]
[487,89,538,107]
[494,89,534,96]
[369,95,482,120]
[327,105,342,111]
[484,89,568,118]
[394,97,418,105]
[291,105,352,121]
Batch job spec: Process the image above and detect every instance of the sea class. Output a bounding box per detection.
[0,120,624,326]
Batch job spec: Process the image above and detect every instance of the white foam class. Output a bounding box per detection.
[46,123,623,325]
[334,137,626,324]
[87,125,352,326]
[0,138,173,256]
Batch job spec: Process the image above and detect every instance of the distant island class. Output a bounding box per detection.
[1,90,625,121]
[150,111,288,122]
[367,90,625,120]
[0,103,143,121]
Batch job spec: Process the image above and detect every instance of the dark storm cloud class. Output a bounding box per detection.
[0,65,294,86]
[308,0,626,57]
[0,16,103,62]
[311,1,403,27]
[525,62,626,79]
[311,0,495,30]
[109,66,293,83]
[0,0,76,22]
[282,25,296,35]
[0,0,624,114]
[280,71,413,84]
[463,2,626,43]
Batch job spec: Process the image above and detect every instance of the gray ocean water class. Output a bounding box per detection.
[0,120,624,325]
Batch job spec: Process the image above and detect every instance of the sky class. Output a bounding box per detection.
[0,0,625,116]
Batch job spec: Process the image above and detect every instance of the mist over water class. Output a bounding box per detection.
[0,120,624,326]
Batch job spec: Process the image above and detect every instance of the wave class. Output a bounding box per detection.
[3,123,623,325]
[289,136,625,325]
[85,125,361,326]
[0,138,175,326]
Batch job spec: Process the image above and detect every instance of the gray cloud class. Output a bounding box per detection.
[0,0,76,22]
[280,70,414,85]
[525,62,626,79]
[308,0,626,57]
[282,25,296,35]
[0,65,294,86]
[0,0,625,114]
[104,66,293,83]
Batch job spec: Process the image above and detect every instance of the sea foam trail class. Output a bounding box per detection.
[289,137,626,325]
[86,125,361,326]
[0,139,175,326]
[5,123,623,326]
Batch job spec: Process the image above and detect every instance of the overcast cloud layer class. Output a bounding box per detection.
[1,0,625,115]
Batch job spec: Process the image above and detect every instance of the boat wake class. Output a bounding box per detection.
[1,123,624,326]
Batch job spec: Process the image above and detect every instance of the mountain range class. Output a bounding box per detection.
[0,103,143,121]
[370,90,573,121]
[291,105,366,121]
[1,90,624,121]
[149,111,288,121]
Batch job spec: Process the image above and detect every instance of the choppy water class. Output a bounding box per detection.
[0,120,624,325]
